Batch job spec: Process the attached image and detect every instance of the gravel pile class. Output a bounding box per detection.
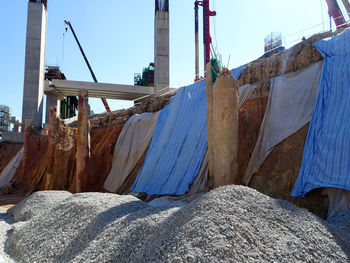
[8,191,72,222]
[0,209,15,263]
[2,186,350,262]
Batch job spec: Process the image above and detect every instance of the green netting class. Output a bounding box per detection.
[210,58,222,84]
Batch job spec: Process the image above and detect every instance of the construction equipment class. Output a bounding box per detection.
[45,66,78,119]
[64,20,111,112]
[134,63,155,87]
[194,0,216,79]
[0,105,10,134]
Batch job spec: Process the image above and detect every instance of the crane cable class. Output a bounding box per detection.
[62,25,67,64]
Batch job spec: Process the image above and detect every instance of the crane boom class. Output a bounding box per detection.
[64,20,111,112]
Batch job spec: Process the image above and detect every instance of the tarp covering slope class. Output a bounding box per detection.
[0,147,23,188]
[103,112,160,193]
[292,29,350,197]
[239,83,256,107]
[231,66,247,79]
[131,67,246,196]
[243,62,322,185]
[131,81,207,195]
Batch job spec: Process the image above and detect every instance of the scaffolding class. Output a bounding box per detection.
[264,32,283,53]
[0,105,10,133]
[45,66,78,119]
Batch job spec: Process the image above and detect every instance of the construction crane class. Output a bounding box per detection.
[194,0,216,80]
[64,20,111,112]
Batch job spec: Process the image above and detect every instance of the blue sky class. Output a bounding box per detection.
[0,0,345,122]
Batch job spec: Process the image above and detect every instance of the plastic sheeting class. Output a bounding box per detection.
[0,147,23,188]
[103,112,160,193]
[292,29,350,197]
[131,81,207,195]
[239,83,256,107]
[324,188,350,219]
[243,62,322,185]
[130,67,246,196]
[231,66,247,79]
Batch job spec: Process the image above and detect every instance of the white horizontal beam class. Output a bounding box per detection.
[44,79,154,101]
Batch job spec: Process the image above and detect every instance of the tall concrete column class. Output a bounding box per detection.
[22,0,47,130]
[206,66,240,188]
[154,0,169,96]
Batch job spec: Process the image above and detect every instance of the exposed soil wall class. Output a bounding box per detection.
[88,91,176,128]
[232,32,343,218]
[0,143,23,173]
[82,124,124,192]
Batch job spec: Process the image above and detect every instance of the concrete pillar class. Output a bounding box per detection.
[45,95,60,124]
[75,90,90,193]
[206,67,240,187]
[13,122,21,133]
[22,119,33,185]
[21,1,47,130]
[154,4,169,96]
[45,107,57,190]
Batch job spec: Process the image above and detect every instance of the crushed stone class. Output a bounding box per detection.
[2,185,350,262]
[0,208,15,263]
[8,191,72,222]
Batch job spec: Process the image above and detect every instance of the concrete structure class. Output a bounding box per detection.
[45,95,60,124]
[45,80,154,101]
[22,0,47,130]
[154,0,170,96]
[76,90,90,193]
[10,117,21,132]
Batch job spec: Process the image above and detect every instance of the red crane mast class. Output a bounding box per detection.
[325,0,349,29]
[195,0,216,79]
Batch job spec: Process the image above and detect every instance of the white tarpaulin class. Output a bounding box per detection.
[324,188,350,219]
[104,112,160,193]
[0,147,23,188]
[239,83,256,107]
[242,62,323,185]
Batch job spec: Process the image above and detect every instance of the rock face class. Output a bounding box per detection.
[4,186,350,262]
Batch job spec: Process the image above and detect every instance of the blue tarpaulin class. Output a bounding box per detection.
[131,81,207,195]
[231,66,247,79]
[292,29,350,197]
[131,67,246,196]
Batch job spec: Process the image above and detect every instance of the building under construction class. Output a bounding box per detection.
[0,105,10,134]
[2,0,350,261]
[45,66,78,119]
